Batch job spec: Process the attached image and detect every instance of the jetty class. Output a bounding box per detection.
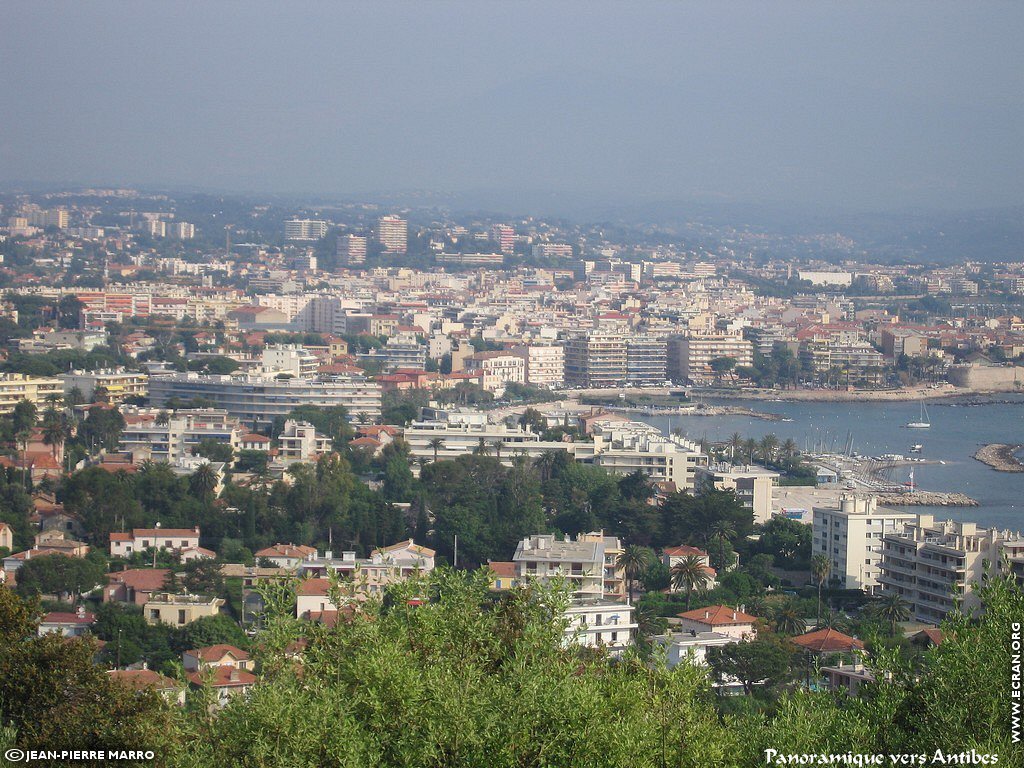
[875,491,979,507]
[973,443,1024,473]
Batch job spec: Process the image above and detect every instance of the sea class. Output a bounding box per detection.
[640,394,1024,532]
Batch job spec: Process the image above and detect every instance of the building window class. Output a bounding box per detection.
[178,610,186,625]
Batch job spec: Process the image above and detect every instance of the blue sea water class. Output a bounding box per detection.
[640,395,1024,532]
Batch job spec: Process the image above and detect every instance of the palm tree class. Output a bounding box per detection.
[708,519,736,571]
[634,602,664,640]
[671,554,710,610]
[818,609,848,632]
[811,554,831,626]
[533,449,562,482]
[742,438,758,464]
[41,412,67,461]
[758,433,779,464]
[489,440,504,460]
[873,593,911,635]
[15,428,32,491]
[616,545,650,605]
[780,438,798,461]
[427,438,445,463]
[472,436,490,456]
[189,463,219,502]
[773,603,804,636]
[728,432,744,464]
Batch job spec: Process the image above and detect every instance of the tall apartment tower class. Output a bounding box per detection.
[284,219,328,241]
[377,215,408,254]
[490,224,515,254]
[169,222,195,240]
[337,234,367,266]
[564,332,628,387]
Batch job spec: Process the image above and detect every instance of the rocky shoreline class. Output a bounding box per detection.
[973,443,1024,473]
[876,491,979,507]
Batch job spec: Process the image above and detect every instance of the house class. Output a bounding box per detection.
[656,630,739,670]
[0,522,12,551]
[182,644,251,672]
[144,593,225,626]
[661,545,717,590]
[39,607,95,637]
[369,539,436,570]
[104,568,171,606]
[110,527,201,558]
[3,546,89,577]
[562,600,637,657]
[675,605,758,640]
[791,628,865,658]
[295,578,342,619]
[238,433,272,452]
[821,662,877,696]
[108,668,185,705]
[487,560,517,590]
[186,665,257,708]
[179,546,216,563]
[32,530,90,557]
[255,543,318,570]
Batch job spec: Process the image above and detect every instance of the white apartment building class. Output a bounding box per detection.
[626,335,668,385]
[147,373,381,428]
[509,344,565,388]
[564,332,627,387]
[463,351,525,393]
[376,215,407,254]
[402,409,552,465]
[0,374,63,414]
[120,408,242,463]
[513,532,626,601]
[337,234,367,266]
[275,420,332,466]
[284,219,328,241]
[668,333,753,383]
[61,368,148,404]
[261,345,319,378]
[879,515,1023,623]
[589,420,707,491]
[110,527,202,558]
[563,600,636,657]
[813,495,917,594]
[696,463,780,525]
[296,539,436,602]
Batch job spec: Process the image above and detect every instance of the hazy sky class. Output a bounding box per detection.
[2,2,1022,212]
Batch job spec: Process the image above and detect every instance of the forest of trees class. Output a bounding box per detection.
[0,565,1019,767]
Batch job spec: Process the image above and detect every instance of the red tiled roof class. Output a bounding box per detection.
[107,568,171,591]
[791,628,865,653]
[677,605,757,625]
[42,611,95,625]
[108,669,179,691]
[255,544,317,559]
[487,561,516,579]
[186,644,249,662]
[186,667,257,688]
[297,577,331,596]
[663,545,708,558]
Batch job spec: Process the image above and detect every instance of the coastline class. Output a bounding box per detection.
[693,384,1022,403]
[973,443,1024,473]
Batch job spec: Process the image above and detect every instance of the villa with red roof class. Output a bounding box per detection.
[676,605,758,640]
[183,644,251,672]
[791,628,865,656]
[110,527,201,558]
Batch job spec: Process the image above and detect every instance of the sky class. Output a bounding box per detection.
[2,2,1022,213]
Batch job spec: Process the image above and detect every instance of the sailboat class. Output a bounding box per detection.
[905,401,930,429]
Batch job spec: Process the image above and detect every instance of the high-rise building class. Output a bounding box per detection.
[376,215,407,254]
[878,514,1023,623]
[27,208,69,229]
[284,219,328,241]
[142,219,166,238]
[564,332,627,387]
[813,495,917,594]
[626,335,667,385]
[337,234,367,266]
[168,222,195,240]
[667,333,753,384]
[490,224,515,254]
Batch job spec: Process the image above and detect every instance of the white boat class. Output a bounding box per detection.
[910,444,923,453]
[905,401,930,429]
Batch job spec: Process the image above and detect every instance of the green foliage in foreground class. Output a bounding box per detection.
[0,567,1022,767]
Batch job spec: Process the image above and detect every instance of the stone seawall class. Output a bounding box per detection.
[973,443,1024,472]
